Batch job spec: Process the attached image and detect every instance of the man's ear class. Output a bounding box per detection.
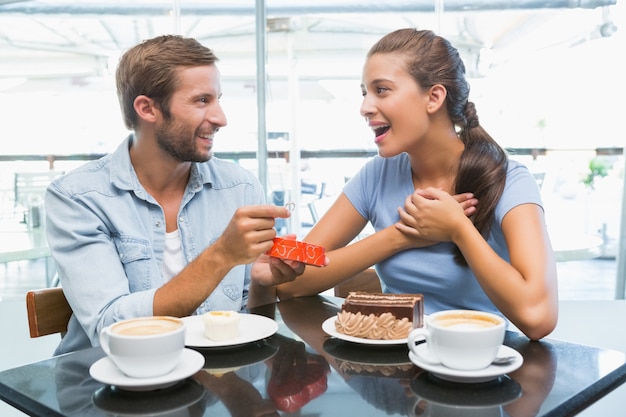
[426,84,447,114]
[133,95,158,123]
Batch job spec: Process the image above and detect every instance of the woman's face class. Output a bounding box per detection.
[360,53,430,157]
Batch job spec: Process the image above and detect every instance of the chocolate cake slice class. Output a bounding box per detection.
[335,292,424,340]
[342,292,424,327]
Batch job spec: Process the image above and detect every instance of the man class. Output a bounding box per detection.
[45,35,303,355]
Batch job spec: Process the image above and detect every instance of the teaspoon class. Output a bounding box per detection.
[492,356,516,365]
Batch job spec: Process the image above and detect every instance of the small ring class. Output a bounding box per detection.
[285,202,296,212]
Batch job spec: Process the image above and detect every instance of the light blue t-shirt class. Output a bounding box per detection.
[343,153,542,317]
[45,135,266,354]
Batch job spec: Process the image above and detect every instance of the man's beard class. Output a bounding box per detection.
[155,117,211,163]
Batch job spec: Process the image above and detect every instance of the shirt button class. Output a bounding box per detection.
[178,217,184,223]
[155,221,161,227]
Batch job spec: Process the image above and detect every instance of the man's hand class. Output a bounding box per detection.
[212,205,291,267]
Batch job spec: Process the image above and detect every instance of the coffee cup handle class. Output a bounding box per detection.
[99,326,112,356]
[408,328,440,365]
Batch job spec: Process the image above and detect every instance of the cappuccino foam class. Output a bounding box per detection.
[112,317,182,336]
[434,314,500,329]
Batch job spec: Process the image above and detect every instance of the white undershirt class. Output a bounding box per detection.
[163,229,185,282]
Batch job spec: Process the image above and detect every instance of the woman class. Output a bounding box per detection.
[267,28,557,341]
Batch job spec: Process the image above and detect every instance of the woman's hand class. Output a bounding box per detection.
[456,192,479,217]
[251,234,308,287]
[395,188,476,242]
[252,254,305,287]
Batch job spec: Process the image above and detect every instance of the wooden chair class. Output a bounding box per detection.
[334,268,382,298]
[26,287,72,338]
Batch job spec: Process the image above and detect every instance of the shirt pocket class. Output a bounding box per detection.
[112,236,153,290]
[222,284,241,302]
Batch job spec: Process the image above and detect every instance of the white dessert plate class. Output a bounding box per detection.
[89,348,204,391]
[181,313,278,348]
[408,344,523,383]
[321,316,408,345]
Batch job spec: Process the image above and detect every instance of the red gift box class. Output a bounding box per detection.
[266,238,326,267]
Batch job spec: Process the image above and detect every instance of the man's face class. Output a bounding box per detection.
[155,65,227,162]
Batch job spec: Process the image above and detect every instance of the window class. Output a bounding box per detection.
[1,0,624,298]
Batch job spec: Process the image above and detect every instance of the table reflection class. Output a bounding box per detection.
[0,295,619,417]
[273,296,558,417]
[505,341,558,417]
[54,349,209,417]
[92,380,208,417]
[409,373,522,417]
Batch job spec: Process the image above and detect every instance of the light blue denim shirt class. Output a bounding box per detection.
[45,135,266,354]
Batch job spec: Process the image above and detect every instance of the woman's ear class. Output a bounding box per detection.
[133,95,158,123]
[426,84,447,114]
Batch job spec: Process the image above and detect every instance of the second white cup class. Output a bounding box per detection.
[408,309,505,371]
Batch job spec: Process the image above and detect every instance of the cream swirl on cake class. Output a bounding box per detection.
[335,311,413,340]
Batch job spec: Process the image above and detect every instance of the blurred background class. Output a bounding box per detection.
[0,0,625,299]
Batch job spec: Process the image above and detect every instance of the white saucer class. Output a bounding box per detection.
[321,316,407,345]
[408,344,523,383]
[182,313,278,348]
[90,348,204,391]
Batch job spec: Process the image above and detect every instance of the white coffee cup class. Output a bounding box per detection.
[407,309,505,371]
[99,316,186,378]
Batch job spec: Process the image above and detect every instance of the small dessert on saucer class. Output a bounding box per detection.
[335,292,424,340]
[202,310,240,341]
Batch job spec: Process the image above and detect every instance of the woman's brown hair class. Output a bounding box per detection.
[368,29,508,265]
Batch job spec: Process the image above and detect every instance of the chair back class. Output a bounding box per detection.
[26,287,72,338]
[334,268,382,298]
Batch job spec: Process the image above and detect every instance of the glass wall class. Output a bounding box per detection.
[1,0,624,297]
